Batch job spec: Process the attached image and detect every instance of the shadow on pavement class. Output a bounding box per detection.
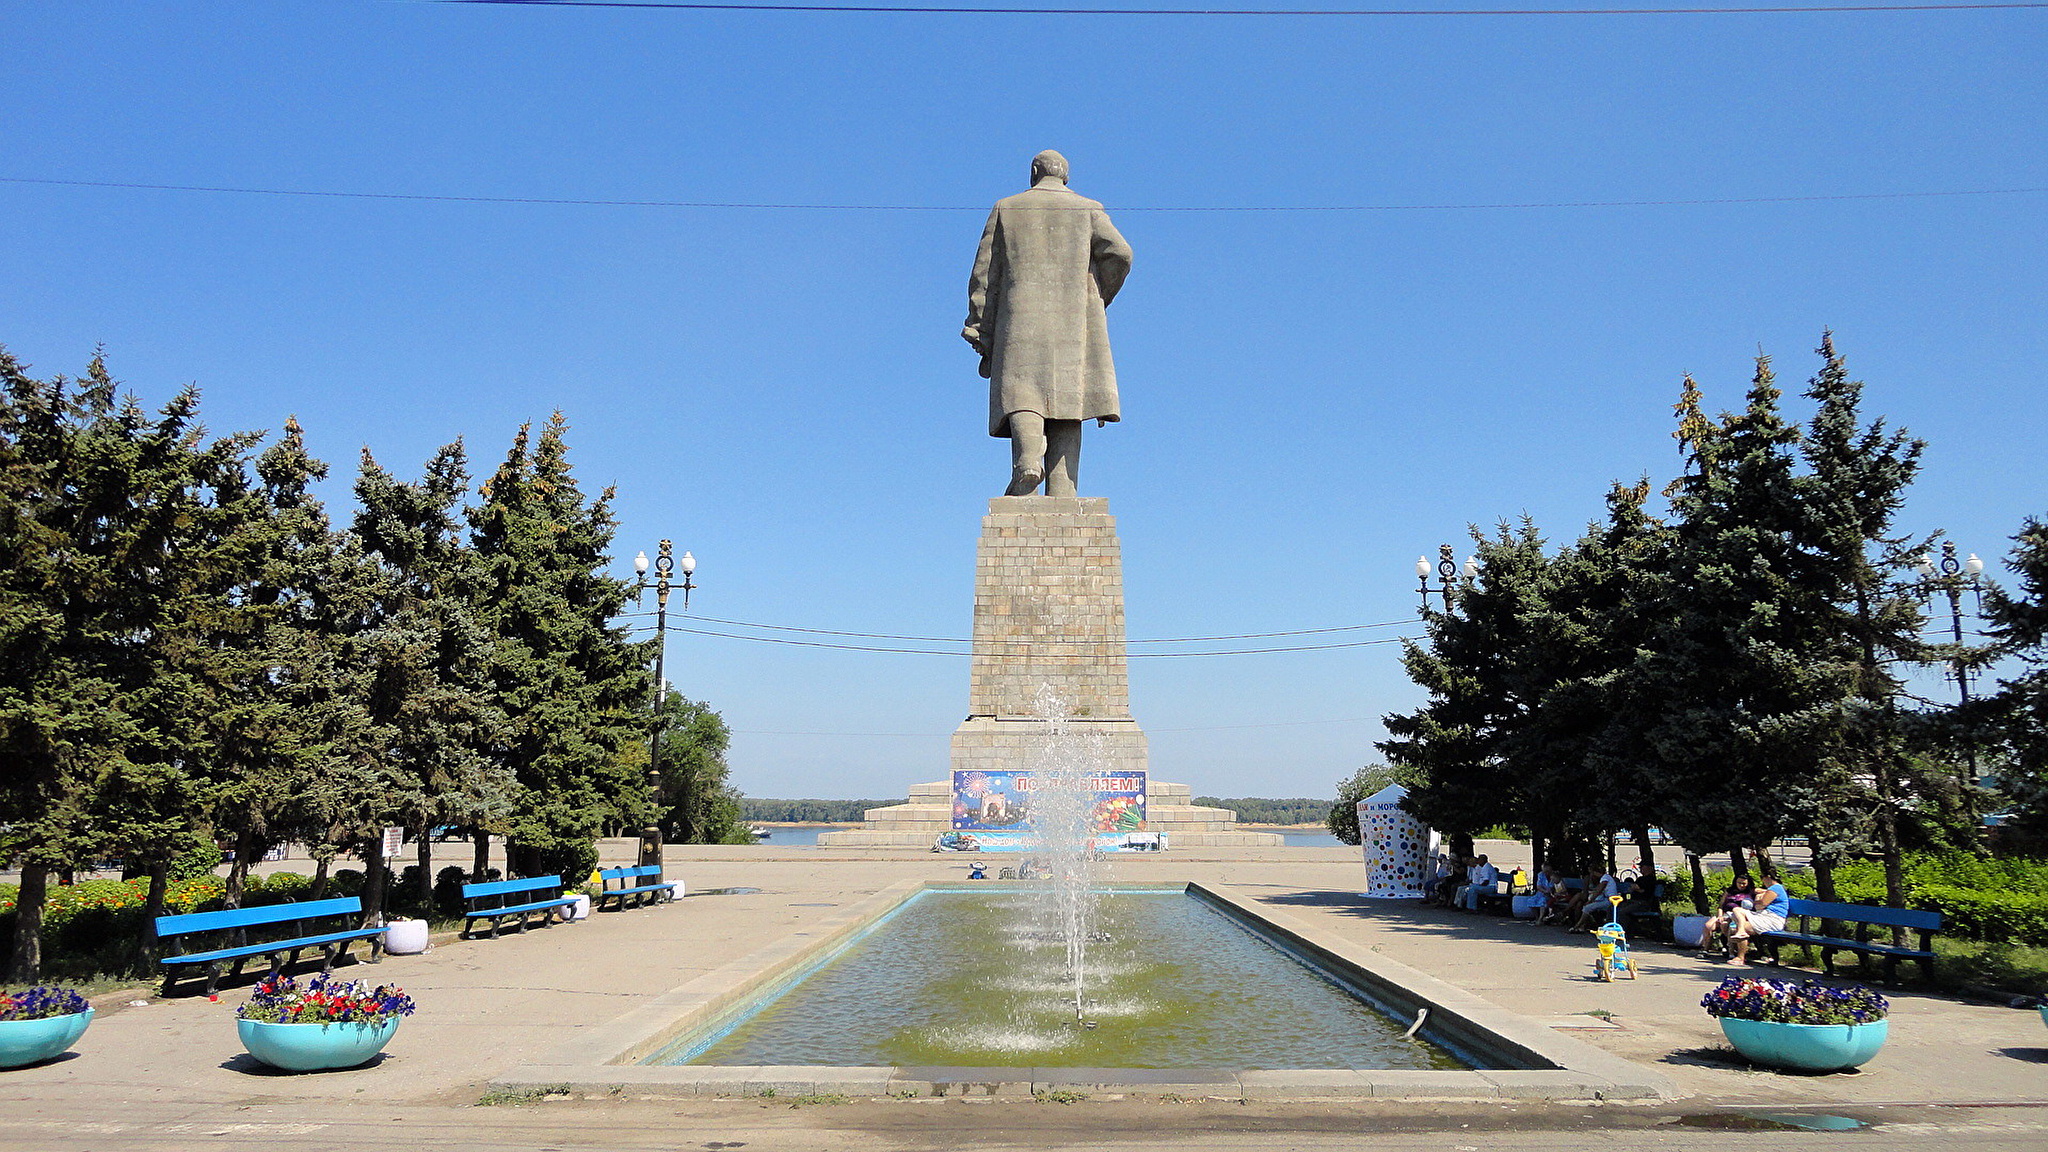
[218,1052,393,1076]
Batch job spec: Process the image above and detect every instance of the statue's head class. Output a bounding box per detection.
[1030,150,1070,186]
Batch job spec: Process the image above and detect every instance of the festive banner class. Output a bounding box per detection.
[951,770,1147,848]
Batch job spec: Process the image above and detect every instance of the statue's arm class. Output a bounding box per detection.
[1091,210,1132,307]
[963,208,1001,354]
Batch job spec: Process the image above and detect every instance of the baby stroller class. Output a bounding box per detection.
[1591,895,1638,981]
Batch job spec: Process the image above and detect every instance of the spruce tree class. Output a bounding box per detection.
[1381,522,1554,843]
[352,441,505,914]
[1980,515,2048,835]
[1618,356,1853,857]
[470,415,647,874]
[1796,334,1929,906]
[0,350,253,978]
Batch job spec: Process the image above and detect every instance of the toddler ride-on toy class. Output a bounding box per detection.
[1592,894,1638,981]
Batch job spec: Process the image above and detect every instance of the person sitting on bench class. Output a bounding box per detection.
[1700,875,1757,957]
[1725,870,1790,967]
[1567,867,1621,933]
[1456,855,1498,911]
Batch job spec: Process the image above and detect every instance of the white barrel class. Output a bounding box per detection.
[1673,914,1711,948]
[383,918,430,955]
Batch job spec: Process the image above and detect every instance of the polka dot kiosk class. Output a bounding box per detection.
[1358,784,1438,899]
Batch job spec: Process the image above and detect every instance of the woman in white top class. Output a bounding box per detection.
[1726,876,1791,966]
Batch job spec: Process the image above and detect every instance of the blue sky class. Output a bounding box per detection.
[4,2,2043,802]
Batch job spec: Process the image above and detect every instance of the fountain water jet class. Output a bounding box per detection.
[1022,685,1110,1022]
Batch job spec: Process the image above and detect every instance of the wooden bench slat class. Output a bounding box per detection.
[155,896,364,937]
[461,897,576,919]
[161,928,385,966]
[1782,898,1940,931]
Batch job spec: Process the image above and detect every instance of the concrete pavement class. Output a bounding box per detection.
[2,841,2042,1150]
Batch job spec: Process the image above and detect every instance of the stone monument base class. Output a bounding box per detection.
[815,778,1284,849]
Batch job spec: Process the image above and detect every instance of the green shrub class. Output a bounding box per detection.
[433,867,471,915]
[0,874,232,979]
[166,832,226,882]
[245,872,313,906]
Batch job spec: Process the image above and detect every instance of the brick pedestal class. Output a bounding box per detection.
[949,495,1148,777]
[816,497,1276,848]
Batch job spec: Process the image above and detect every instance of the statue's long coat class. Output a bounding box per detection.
[965,184,1132,437]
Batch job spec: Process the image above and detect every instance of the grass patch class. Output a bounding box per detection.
[782,1093,854,1107]
[475,1085,571,1106]
[2,974,157,999]
[1035,1089,1090,1104]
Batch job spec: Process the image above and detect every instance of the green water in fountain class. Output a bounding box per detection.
[659,891,1468,1070]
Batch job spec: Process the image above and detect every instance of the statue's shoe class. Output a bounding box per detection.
[1006,467,1044,496]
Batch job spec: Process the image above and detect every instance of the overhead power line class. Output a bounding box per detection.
[736,716,1373,735]
[633,621,1417,655]
[5,175,2043,213]
[670,611,1420,643]
[437,0,2048,16]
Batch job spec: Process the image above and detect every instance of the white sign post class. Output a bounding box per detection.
[381,826,404,860]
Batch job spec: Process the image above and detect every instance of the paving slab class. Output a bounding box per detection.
[4,840,2041,1137]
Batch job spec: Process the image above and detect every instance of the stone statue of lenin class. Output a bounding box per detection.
[963,150,1133,497]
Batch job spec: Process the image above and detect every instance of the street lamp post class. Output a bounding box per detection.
[634,541,696,862]
[1416,544,1478,614]
[1915,541,1986,828]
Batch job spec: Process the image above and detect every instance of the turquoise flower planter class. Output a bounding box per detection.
[0,1009,94,1069]
[1719,1016,1888,1072]
[237,1017,402,1072]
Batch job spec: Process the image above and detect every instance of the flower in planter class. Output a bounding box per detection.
[0,986,90,1021]
[236,973,416,1025]
[1701,975,1888,1025]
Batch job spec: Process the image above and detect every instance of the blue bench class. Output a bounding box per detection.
[1758,898,1940,983]
[461,875,577,938]
[155,897,384,997]
[596,865,677,911]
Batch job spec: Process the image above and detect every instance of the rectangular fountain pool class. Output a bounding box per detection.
[647,888,1467,1070]
[495,881,1677,1101]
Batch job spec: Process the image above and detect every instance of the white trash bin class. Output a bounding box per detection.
[383,917,430,955]
[1672,914,1711,949]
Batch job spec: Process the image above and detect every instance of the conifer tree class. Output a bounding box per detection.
[171,417,342,909]
[1531,482,1673,875]
[1381,522,1555,842]
[469,415,647,875]
[1980,515,2048,833]
[1615,356,1853,856]
[1795,334,1929,906]
[0,350,254,978]
[352,442,505,914]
